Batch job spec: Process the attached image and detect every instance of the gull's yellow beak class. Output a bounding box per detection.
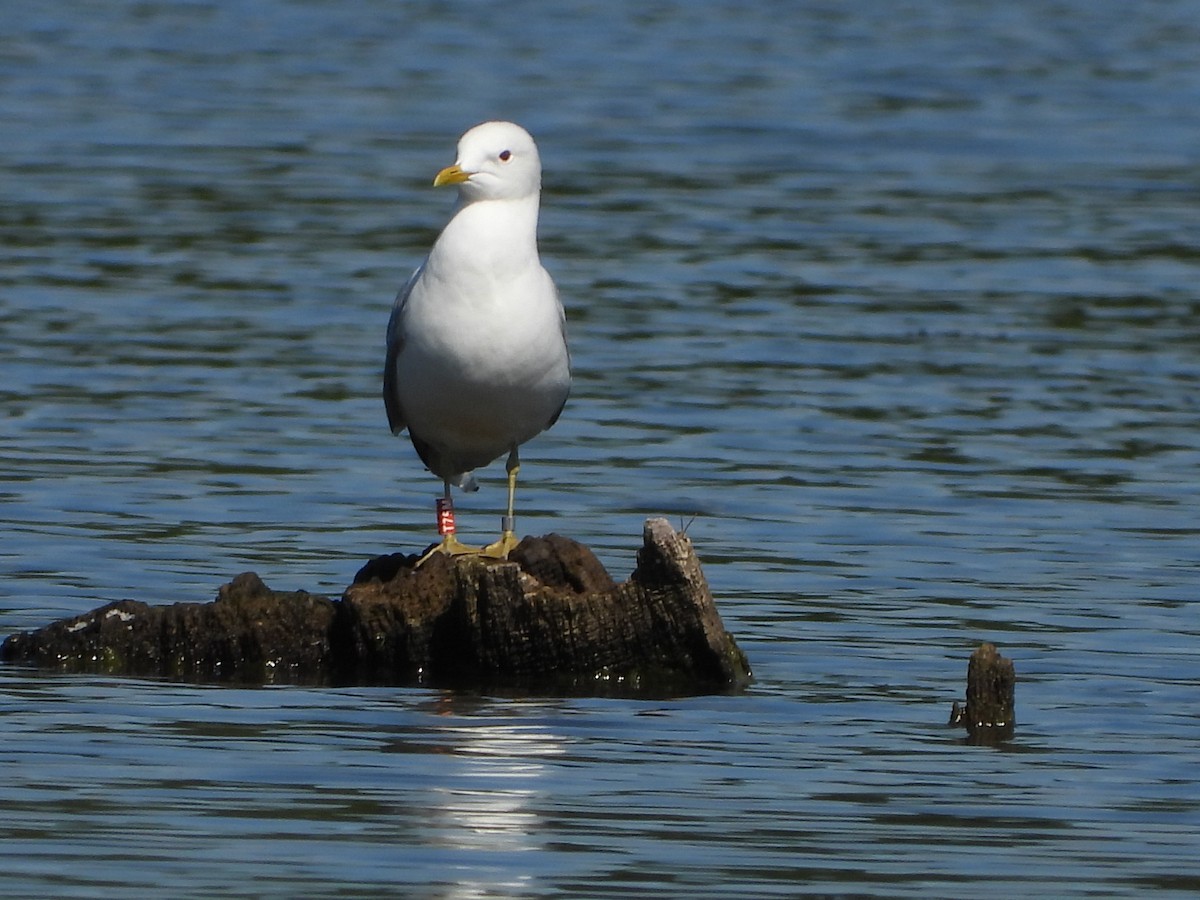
[433,164,471,187]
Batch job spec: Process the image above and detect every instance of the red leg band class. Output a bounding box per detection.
[436,498,456,536]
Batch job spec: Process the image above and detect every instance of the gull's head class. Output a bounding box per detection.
[433,121,541,202]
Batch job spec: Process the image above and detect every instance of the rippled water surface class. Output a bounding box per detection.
[3,1,1199,896]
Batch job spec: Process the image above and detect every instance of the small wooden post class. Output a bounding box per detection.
[949,642,1015,743]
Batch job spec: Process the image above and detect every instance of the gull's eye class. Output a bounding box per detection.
[498,150,512,162]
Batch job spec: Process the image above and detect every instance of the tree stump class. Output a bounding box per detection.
[1,518,751,696]
[949,642,1015,743]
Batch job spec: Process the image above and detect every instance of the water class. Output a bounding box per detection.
[2,0,1199,895]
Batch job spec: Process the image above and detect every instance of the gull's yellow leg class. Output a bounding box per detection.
[481,448,521,558]
[416,480,479,566]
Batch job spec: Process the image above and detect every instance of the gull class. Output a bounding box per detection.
[384,121,571,560]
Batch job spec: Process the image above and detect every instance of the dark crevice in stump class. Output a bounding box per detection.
[949,642,1016,744]
[1,519,751,697]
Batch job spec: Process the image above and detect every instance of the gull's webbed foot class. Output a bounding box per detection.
[415,533,481,567]
[479,530,520,560]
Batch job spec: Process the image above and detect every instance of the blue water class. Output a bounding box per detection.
[2,0,1199,895]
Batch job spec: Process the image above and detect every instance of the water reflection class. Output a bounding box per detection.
[387,697,564,897]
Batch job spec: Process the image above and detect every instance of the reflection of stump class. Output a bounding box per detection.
[1,519,750,696]
[949,642,1015,743]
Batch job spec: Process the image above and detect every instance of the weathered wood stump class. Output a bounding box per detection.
[1,518,751,696]
[949,642,1015,743]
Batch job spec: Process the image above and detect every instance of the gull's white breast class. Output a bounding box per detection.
[393,201,569,472]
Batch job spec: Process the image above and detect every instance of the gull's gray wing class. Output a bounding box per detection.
[546,278,571,429]
[383,265,422,436]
